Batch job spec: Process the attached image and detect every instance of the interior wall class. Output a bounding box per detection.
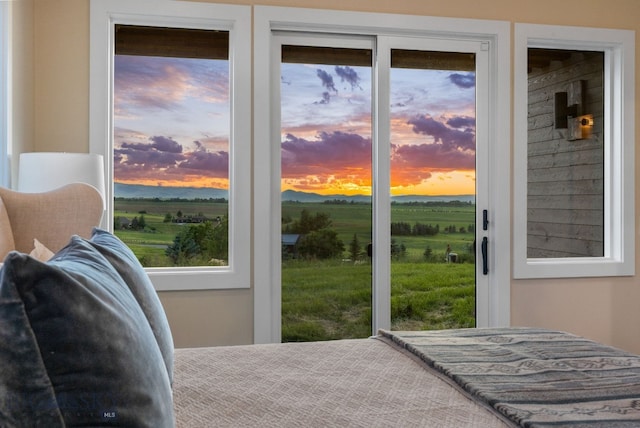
[24,0,640,351]
[9,0,35,187]
[33,0,88,154]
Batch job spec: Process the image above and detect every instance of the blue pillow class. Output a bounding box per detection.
[0,236,174,427]
[88,228,174,384]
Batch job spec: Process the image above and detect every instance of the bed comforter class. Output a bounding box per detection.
[173,327,640,427]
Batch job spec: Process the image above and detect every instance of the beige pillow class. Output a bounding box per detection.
[30,239,55,262]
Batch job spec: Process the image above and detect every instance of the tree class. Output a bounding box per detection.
[165,229,200,264]
[349,234,361,262]
[285,209,344,260]
[390,239,407,259]
[165,217,229,265]
[290,209,332,234]
[423,246,433,260]
[297,229,344,260]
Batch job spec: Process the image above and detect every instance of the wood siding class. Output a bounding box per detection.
[526,51,604,258]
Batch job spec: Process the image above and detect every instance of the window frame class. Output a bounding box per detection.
[90,0,251,290]
[254,6,511,343]
[513,23,635,279]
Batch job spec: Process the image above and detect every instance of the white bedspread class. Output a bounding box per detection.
[173,337,513,427]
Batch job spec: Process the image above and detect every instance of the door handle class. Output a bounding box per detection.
[481,237,488,275]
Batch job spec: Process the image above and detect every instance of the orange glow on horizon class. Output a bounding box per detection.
[280,169,475,196]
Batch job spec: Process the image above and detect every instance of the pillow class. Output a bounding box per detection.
[0,237,174,427]
[29,238,55,262]
[87,228,174,384]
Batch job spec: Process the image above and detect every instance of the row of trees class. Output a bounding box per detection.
[391,221,474,236]
[284,209,473,262]
[126,207,470,265]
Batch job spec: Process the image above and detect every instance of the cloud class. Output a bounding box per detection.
[407,114,475,151]
[386,113,476,186]
[335,66,362,90]
[446,115,475,129]
[115,56,191,111]
[316,69,337,93]
[114,55,229,114]
[392,143,475,171]
[114,134,229,183]
[390,142,475,188]
[117,136,185,168]
[314,69,337,104]
[448,73,475,89]
[281,131,371,178]
[177,147,229,176]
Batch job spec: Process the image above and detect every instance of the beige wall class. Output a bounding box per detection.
[17,0,640,351]
[9,0,35,187]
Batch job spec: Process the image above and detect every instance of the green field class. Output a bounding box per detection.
[114,198,477,341]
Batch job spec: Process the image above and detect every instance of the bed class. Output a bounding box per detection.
[3,225,640,427]
[173,327,640,428]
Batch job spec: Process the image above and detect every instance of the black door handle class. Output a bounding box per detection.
[481,237,488,275]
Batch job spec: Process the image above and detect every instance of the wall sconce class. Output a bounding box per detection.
[554,80,593,140]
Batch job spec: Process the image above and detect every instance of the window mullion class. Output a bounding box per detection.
[372,37,391,334]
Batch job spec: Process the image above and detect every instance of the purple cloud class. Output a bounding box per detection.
[392,143,475,171]
[114,135,229,182]
[178,147,229,176]
[317,69,337,92]
[408,114,475,151]
[446,115,475,129]
[449,73,475,89]
[143,135,184,153]
[281,131,371,177]
[335,66,361,90]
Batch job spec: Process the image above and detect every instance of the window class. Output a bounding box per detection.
[113,25,231,268]
[90,0,251,290]
[514,24,635,279]
[254,7,510,343]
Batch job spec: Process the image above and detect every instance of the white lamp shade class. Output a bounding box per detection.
[18,153,106,204]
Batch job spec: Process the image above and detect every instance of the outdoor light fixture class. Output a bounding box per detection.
[554,80,593,140]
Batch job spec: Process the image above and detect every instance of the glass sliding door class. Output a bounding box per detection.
[279,37,374,341]
[274,33,491,341]
[389,49,477,330]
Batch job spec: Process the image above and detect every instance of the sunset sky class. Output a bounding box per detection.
[114,54,476,196]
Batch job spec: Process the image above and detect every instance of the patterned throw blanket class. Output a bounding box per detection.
[380,327,640,427]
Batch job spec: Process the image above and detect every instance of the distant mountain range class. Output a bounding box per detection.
[282,190,475,204]
[114,183,474,204]
[115,183,228,200]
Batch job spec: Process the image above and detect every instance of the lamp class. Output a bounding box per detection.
[18,152,106,208]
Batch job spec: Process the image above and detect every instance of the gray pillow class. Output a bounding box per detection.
[0,236,174,427]
[88,228,174,384]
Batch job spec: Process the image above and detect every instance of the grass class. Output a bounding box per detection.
[113,198,477,341]
[282,259,475,342]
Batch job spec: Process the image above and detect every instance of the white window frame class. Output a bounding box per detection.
[254,6,511,343]
[0,1,10,188]
[513,24,635,279]
[90,0,251,290]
